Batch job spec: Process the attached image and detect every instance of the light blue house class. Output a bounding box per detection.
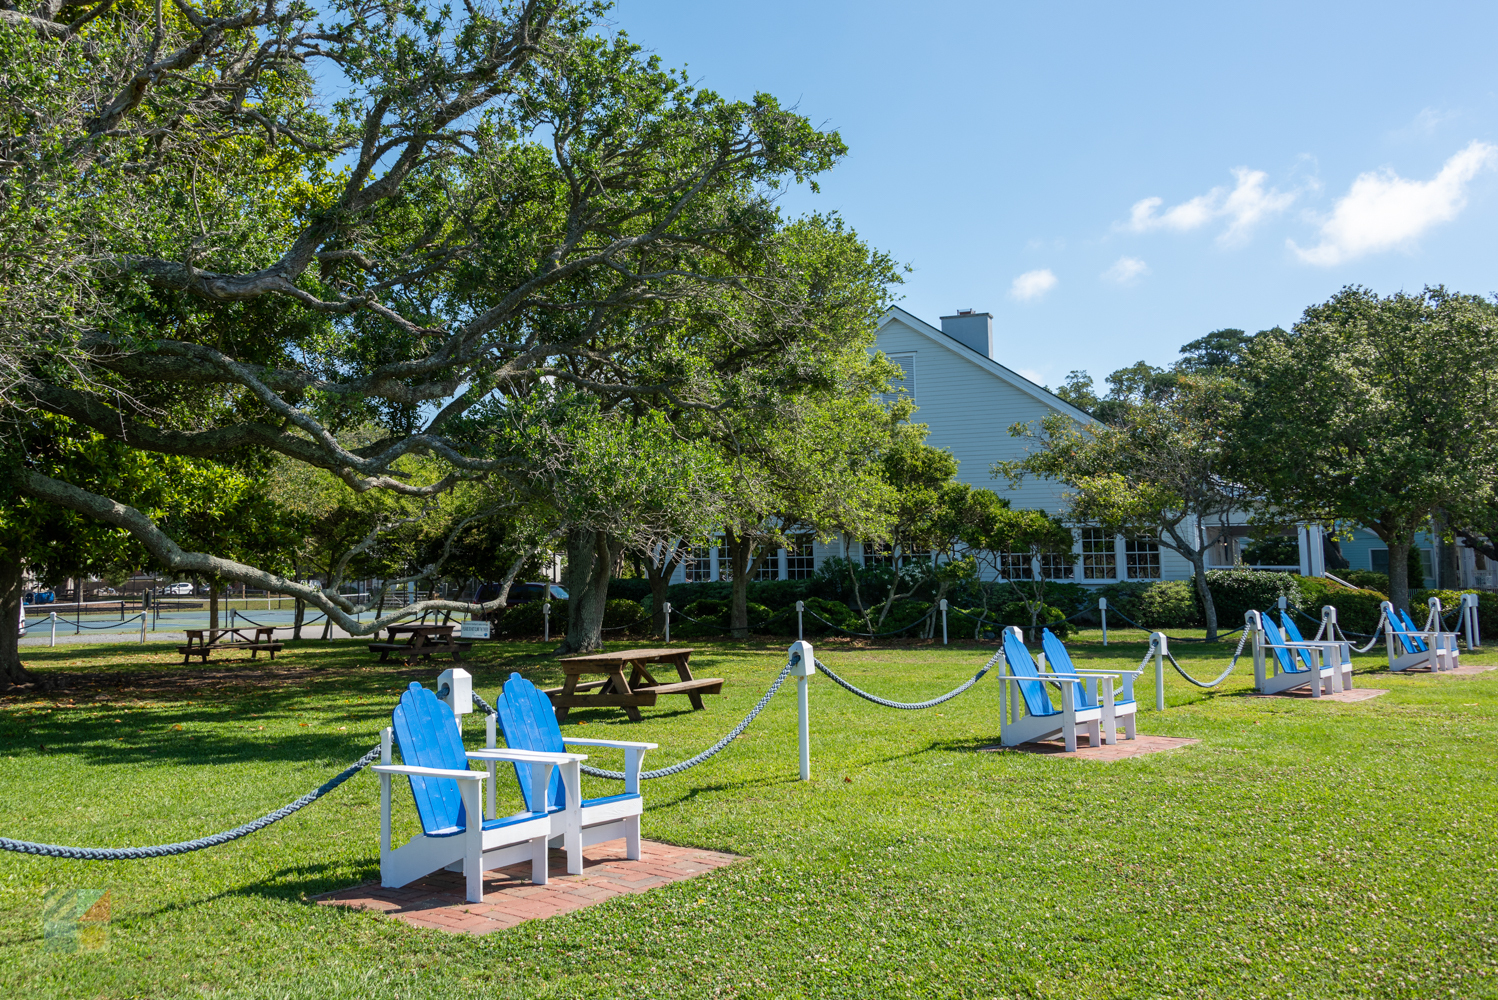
[671,305,1477,590]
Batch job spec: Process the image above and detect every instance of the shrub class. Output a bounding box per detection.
[873,599,933,636]
[602,598,649,636]
[1340,570,1389,593]
[1199,569,1304,628]
[1413,588,1498,638]
[798,597,862,636]
[1136,579,1202,629]
[997,600,1071,639]
[1296,577,1386,635]
[495,599,565,636]
[1092,582,1151,625]
[606,578,652,603]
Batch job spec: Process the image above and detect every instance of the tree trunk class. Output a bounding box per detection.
[1388,537,1412,614]
[558,528,619,654]
[0,555,36,688]
[293,597,305,640]
[208,582,219,632]
[1190,552,1219,641]
[725,529,759,639]
[641,541,682,636]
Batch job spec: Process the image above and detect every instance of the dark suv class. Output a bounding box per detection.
[491,582,568,604]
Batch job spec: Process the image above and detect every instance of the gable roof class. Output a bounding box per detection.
[874,306,1095,425]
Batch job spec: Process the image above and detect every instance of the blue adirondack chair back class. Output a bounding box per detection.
[1039,629,1099,706]
[1261,618,1304,674]
[1002,631,1059,717]
[1396,609,1428,653]
[390,682,470,837]
[494,672,568,812]
[1278,614,1318,671]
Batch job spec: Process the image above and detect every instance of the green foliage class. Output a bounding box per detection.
[1199,570,1304,628]
[1297,577,1388,635]
[797,597,861,636]
[997,600,1070,639]
[1412,589,1498,640]
[1137,580,1202,629]
[1339,570,1390,594]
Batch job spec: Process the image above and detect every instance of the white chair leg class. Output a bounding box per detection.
[531,835,549,885]
[460,782,484,903]
[625,814,641,861]
[1123,712,1136,740]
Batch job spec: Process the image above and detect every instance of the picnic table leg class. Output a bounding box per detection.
[612,668,643,722]
[673,654,707,710]
[554,673,580,724]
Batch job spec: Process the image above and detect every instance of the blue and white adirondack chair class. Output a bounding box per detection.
[1382,602,1457,672]
[1250,613,1342,697]
[1279,614,1354,692]
[1039,628,1141,745]
[372,682,587,903]
[998,627,1103,751]
[491,672,658,875]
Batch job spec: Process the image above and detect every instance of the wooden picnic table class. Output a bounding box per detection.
[369,623,471,664]
[178,626,282,665]
[548,647,723,723]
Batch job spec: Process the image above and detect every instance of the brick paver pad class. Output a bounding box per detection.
[317,840,743,935]
[1250,687,1389,702]
[978,734,1199,760]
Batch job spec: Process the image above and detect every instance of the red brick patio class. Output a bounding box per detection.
[317,840,742,935]
[978,733,1199,760]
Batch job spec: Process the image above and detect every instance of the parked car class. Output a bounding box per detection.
[163,582,194,596]
[503,582,568,604]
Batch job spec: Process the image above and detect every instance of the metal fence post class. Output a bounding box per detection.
[1099,597,1108,646]
[796,600,803,641]
[939,599,948,645]
[663,601,671,643]
[1153,632,1167,711]
[788,641,815,781]
[543,601,550,642]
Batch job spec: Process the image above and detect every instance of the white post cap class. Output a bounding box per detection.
[438,667,473,716]
[788,640,816,677]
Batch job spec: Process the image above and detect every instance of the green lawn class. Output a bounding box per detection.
[2,631,1496,999]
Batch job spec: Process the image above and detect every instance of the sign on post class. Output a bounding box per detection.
[459,620,491,639]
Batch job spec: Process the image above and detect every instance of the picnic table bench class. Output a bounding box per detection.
[369,623,472,665]
[178,627,283,665]
[547,647,723,722]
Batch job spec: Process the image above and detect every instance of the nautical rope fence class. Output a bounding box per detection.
[468,654,800,781]
[812,652,997,710]
[0,745,383,860]
[802,607,935,639]
[1164,625,1251,689]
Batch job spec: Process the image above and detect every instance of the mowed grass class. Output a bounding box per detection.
[2,629,1497,999]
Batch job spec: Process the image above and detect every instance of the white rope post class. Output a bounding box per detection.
[1320,605,1337,642]
[49,612,56,647]
[139,611,146,644]
[543,601,550,642]
[438,667,472,736]
[1247,610,1265,691]
[796,600,803,641]
[1464,592,1481,648]
[1277,594,1287,615]
[1099,597,1108,645]
[1152,632,1167,711]
[788,641,815,781]
[939,599,948,645]
[663,601,671,643]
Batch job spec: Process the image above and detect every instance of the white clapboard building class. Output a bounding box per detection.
[671,305,1472,589]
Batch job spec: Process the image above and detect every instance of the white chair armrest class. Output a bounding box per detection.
[560,738,660,750]
[466,749,589,763]
[1012,674,1083,684]
[1066,668,1144,678]
[372,764,485,780]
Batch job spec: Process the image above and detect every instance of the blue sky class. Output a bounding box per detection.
[613,0,1498,389]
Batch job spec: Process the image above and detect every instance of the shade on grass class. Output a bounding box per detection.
[1,633,1496,999]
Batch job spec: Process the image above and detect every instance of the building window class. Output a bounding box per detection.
[785,534,815,579]
[686,546,712,582]
[1081,528,1116,580]
[1125,537,1162,579]
[1000,551,1034,580]
[716,545,734,582]
[754,549,780,581]
[863,541,896,567]
[1040,550,1074,579]
[879,354,916,406]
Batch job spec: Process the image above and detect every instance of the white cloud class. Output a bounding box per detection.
[1290,141,1498,266]
[1102,256,1150,285]
[1389,107,1459,141]
[1010,269,1058,301]
[1016,368,1047,386]
[1127,167,1295,245]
